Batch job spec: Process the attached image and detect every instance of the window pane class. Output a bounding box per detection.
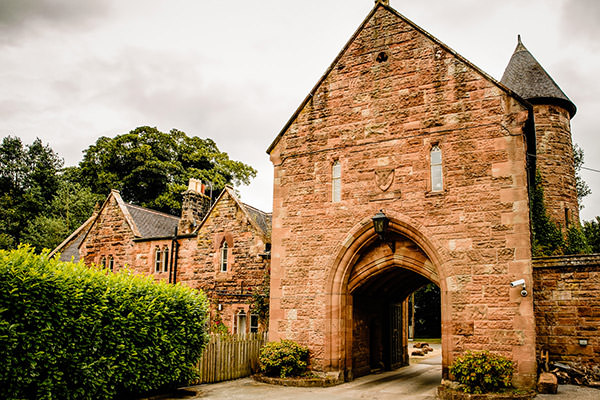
[332,161,341,202]
[431,146,442,165]
[250,315,259,333]
[333,178,341,202]
[163,248,169,272]
[333,162,341,178]
[220,242,228,272]
[431,165,443,191]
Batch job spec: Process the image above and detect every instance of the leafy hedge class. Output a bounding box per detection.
[450,350,514,394]
[0,246,209,400]
[258,339,309,378]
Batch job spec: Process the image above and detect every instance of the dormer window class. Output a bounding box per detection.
[430,145,443,192]
[220,241,229,272]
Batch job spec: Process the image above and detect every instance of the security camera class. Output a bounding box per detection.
[520,289,528,297]
[510,279,525,288]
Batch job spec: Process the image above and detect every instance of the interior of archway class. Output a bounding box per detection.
[348,235,441,378]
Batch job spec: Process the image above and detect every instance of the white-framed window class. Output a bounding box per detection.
[430,145,443,192]
[250,314,259,333]
[162,246,169,273]
[236,310,247,335]
[154,247,162,273]
[108,256,114,272]
[220,241,229,272]
[332,160,341,202]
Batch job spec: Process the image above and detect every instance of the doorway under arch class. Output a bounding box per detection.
[325,215,449,380]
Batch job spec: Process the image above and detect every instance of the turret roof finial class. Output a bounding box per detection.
[500,35,576,117]
[375,0,390,6]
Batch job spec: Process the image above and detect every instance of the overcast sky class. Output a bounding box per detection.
[1,0,599,221]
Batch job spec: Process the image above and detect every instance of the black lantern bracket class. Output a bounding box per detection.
[372,210,395,252]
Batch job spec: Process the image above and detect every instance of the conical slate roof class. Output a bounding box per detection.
[501,35,576,117]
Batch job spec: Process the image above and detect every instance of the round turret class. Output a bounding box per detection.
[501,36,579,228]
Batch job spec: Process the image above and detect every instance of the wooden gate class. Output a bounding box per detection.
[193,332,267,384]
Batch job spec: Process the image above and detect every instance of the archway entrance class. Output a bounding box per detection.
[325,215,447,381]
[349,237,440,377]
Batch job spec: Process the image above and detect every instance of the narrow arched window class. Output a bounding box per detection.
[430,145,443,192]
[108,256,114,272]
[155,247,162,273]
[220,242,229,272]
[162,246,169,273]
[101,256,106,269]
[332,160,341,202]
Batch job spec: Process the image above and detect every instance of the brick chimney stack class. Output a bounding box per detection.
[178,178,212,234]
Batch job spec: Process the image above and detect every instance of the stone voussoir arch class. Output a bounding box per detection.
[324,211,450,376]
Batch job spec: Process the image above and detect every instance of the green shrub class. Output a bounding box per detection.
[258,339,309,378]
[450,351,514,394]
[0,246,209,400]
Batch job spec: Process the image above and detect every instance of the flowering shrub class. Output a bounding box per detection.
[450,350,514,394]
[258,340,309,378]
[210,312,229,335]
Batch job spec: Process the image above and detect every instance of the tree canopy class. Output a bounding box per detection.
[1,127,256,252]
[0,136,63,250]
[79,127,256,214]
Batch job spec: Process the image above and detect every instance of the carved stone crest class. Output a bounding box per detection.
[375,168,394,191]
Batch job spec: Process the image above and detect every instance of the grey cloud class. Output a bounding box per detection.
[0,0,109,44]
[561,0,600,48]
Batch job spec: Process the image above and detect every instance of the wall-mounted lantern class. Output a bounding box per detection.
[372,210,395,252]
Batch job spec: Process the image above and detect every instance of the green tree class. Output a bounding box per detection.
[573,144,591,207]
[0,136,63,250]
[564,224,592,255]
[412,283,441,338]
[583,217,600,253]
[21,177,102,252]
[78,127,256,214]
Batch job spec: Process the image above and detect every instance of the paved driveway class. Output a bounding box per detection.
[155,343,599,400]
[178,347,442,400]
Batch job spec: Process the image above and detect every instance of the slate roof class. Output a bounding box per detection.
[124,204,179,238]
[243,203,272,240]
[501,35,576,117]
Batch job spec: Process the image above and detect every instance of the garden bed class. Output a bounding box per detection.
[437,384,535,400]
[253,372,343,387]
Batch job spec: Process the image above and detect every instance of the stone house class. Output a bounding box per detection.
[266,0,595,389]
[52,180,271,334]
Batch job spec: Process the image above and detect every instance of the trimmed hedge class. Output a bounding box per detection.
[0,246,209,400]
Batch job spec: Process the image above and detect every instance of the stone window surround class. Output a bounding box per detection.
[332,159,342,203]
[428,142,445,193]
[214,233,234,273]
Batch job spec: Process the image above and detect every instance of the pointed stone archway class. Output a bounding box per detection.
[324,214,449,380]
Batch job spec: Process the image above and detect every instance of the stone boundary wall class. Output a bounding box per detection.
[533,254,600,365]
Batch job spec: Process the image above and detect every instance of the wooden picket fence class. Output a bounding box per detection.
[193,332,268,384]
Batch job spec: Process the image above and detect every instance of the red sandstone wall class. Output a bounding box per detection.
[533,255,600,365]
[79,191,269,334]
[269,5,536,387]
[177,191,270,333]
[81,196,136,271]
[533,104,579,227]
